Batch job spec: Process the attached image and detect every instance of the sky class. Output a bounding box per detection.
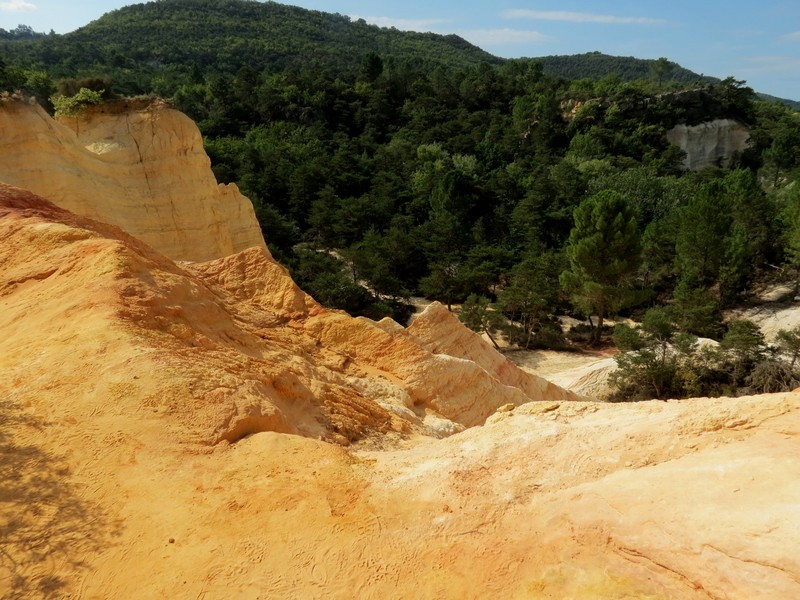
[2,0,800,101]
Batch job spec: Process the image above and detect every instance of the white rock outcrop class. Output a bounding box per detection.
[666,118,750,171]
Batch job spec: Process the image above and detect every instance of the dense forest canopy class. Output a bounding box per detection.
[0,0,499,94]
[3,0,800,400]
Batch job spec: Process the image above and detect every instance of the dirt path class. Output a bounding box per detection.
[504,348,618,399]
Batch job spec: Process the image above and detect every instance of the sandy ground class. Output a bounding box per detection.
[729,291,800,341]
[4,384,798,599]
[505,348,615,379]
[505,348,619,399]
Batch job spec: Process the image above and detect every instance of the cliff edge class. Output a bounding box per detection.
[667,118,750,170]
[0,98,265,261]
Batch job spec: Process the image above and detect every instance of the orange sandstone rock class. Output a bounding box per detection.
[0,98,265,261]
[409,301,584,403]
[0,183,577,447]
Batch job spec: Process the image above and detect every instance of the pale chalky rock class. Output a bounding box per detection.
[666,118,750,171]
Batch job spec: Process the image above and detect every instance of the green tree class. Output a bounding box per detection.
[610,307,680,400]
[674,180,731,287]
[348,228,409,300]
[721,320,766,386]
[670,280,724,339]
[459,294,504,350]
[764,127,800,185]
[361,52,384,82]
[560,190,642,344]
[458,245,514,297]
[649,57,674,87]
[723,169,775,269]
[776,326,800,369]
[498,249,565,349]
[780,184,800,291]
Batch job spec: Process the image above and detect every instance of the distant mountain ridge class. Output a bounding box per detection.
[532,52,800,109]
[532,52,717,86]
[1,1,797,108]
[0,0,500,79]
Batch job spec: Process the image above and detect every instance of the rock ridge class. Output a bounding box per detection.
[0,182,581,448]
[0,98,265,261]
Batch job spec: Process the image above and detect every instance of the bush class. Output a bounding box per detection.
[505,318,569,350]
[611,315,800,400]
[746,359,800,394]
[50,87,104,118]
[613,322,645,352]
[609,346,678,400]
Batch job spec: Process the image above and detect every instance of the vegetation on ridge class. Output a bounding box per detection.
[533,52,715,87]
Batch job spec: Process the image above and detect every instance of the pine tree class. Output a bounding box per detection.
[560,190,641,344]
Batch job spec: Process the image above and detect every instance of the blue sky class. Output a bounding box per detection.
[2,0,799,100]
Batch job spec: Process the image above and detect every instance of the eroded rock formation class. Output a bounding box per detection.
[0,182,580,447]
[2,102,798,600]
[0,98,265,261]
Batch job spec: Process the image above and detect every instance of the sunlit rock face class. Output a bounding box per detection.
[0,98,265,261]
[667,118,750,170]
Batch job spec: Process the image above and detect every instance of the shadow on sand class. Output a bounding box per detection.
[0,400,121,599]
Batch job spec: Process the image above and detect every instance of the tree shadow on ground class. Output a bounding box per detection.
[0,400,122,600]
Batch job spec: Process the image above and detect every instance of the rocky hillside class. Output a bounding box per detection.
[1,102,798,599]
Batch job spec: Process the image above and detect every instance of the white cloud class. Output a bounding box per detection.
[502,9,664,25]
[460,28,548,45]
[351,15,448,32]
[782,31,800,41]
[0,0,37,11]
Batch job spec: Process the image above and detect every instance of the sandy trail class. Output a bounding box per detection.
[506,348,618,398]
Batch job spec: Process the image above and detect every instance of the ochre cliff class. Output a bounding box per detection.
[408,302,582,403]
[0,183,579,447]
[0,98,265,261]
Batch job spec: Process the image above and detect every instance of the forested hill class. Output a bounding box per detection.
[0,0,499,84]
[533,52,800,109]
[3,2,798,106]
[533,52,715,86]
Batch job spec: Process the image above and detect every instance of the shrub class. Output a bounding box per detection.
[50,87,104,118]
[746,359,800,394]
